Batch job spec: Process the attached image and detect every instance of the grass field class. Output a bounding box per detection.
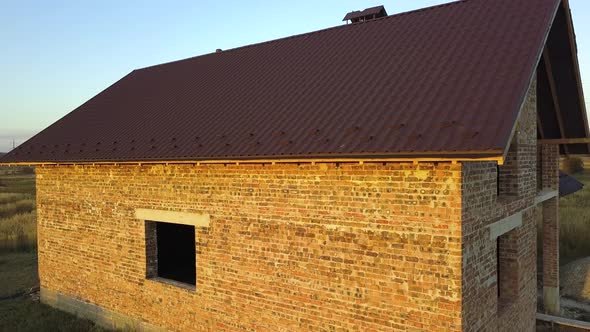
[0,252,38,298]
[560,170,590,263]
[0,178,36,253]
[0,171,112,332]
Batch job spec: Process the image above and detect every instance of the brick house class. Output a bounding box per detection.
[2,0,590,330]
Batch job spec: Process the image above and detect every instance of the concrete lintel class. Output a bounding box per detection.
[535,190,558,205]
[135,209,210,227]
[489,212,523,240]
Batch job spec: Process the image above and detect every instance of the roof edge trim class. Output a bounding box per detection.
[0,155,504,167]
[501,0,562,162]
[563,0,590,151]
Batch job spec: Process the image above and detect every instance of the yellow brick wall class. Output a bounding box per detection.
[36,162,463,331]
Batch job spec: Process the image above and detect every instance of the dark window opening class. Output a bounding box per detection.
[147,221,196,286]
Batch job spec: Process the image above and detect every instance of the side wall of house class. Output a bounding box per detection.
[461,78,538,332]
[37,161,463,331]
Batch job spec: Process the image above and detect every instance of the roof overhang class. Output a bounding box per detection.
[536,0,590,155]
[0,150,504,167]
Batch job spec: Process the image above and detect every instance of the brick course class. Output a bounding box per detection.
[37,162,463,331]
[540,144,560,314]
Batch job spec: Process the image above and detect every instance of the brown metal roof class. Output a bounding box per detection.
[1,0,567,164]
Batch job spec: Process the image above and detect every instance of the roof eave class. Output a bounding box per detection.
[0,150,505,167]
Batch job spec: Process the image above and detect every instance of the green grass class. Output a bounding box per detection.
[0,252,38,298]
[0,299,111,332]
[560,170,590,263]
[0,252,113,331]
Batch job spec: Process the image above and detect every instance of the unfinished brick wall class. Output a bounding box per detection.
[539,143,560,314]
[461,78,538,332]
[540,144,559,190]
[37,161,464,331]
[542,197,559,290]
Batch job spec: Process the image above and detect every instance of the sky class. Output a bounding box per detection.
[1,0,590,152]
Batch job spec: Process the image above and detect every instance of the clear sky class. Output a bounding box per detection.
[1,0,590,152]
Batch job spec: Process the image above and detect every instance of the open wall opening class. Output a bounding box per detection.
[145,221,196,286]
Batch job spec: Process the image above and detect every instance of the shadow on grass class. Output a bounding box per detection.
[0,298,111,332]
[0,250,119,332]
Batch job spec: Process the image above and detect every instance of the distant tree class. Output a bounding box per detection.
[563,157,584,174]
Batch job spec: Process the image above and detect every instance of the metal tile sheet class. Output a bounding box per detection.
[1,0,561,163]
[559,171,584,197]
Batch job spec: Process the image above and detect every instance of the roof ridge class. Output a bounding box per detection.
[136,0,469,72]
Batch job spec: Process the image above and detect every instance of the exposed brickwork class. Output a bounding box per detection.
[498,229,519,304]
[461,78,538,332]
[496,208,538,332]
[541,144,560,190]
[542,197,559,289]
[498,142,519,196]
[37,161,463,331]
[540,143,560,315]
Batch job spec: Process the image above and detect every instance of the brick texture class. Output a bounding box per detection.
[37,162,463,331]
[542,197,559,289]
[540,144,560,292]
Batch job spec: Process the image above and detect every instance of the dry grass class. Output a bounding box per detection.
[0,174,36,252]
[0,171,112,331]
[560,170,590,263]
[0,193,27,204]
[0,175,36,195]
[0,198,35,219]
[0,212,36,240]
[0,212,37,252]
